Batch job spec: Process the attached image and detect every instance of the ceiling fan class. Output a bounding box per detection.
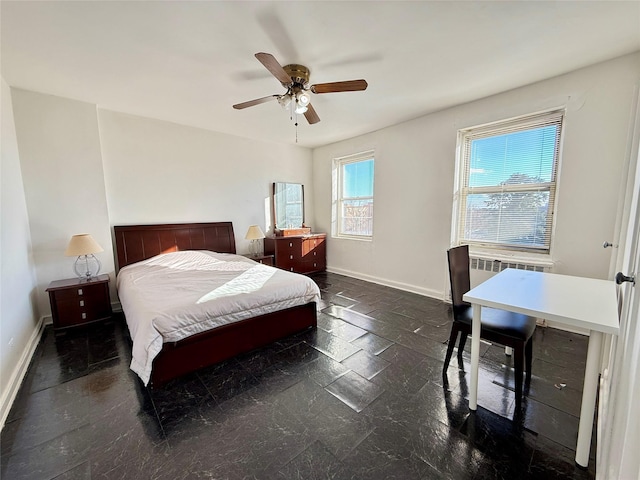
[233,52,368,125]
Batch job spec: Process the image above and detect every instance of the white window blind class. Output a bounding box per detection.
[457,110,563,253]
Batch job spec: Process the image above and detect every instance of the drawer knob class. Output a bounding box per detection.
[81,313,86,320]
[79,300,84,307]
[78,288,83,296]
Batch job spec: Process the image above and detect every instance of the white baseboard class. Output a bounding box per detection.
[326,266,442,301]
[0,316,45,430]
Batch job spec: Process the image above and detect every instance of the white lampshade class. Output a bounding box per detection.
[65,234,104,256]
[245,225,265,240]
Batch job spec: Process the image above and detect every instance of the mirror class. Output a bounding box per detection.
[273,182,305,230]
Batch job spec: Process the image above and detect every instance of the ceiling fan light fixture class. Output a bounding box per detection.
[278,94,292,109]
[296,90,310,107]
[234,52,368,126]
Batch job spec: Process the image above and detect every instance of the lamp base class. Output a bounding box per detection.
[74,254,101,279]
[249,240,259,257]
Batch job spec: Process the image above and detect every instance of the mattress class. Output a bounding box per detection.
[116,250,321,385]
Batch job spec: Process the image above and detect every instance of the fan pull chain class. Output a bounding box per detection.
[287,99,299,143]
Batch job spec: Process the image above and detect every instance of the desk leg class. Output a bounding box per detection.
[470,304,481,411]
[575,330,603,468]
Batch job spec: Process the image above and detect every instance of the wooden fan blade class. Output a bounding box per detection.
[304,104,320,125]
[233,95,279,109]
[310,79,368,94]
[255,52,292,85]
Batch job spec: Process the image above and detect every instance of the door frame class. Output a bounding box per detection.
[597,83,640,478]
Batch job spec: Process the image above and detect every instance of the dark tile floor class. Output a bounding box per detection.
[1,272,596,479]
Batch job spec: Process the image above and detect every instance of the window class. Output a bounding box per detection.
[333,151,375,238]
[455,110,563,253]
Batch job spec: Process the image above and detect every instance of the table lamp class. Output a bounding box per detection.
[245,225,265,257]
[65,234,103,279]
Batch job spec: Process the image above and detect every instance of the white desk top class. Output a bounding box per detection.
[463,269,619,335]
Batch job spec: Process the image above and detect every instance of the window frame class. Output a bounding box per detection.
[332,150,375,240]
[453,109,564,255]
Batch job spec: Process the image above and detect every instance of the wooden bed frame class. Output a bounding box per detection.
[113,222,317,388]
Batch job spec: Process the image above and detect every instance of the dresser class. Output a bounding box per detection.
[46,274,112,330]
[264,233,326,274]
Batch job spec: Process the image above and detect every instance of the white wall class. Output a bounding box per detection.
[97,109,313,253]
[312,53,640,298]
[0,78,39,425]
[11,89,114,317]
[9,91,314,317]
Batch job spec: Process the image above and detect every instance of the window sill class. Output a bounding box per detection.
[333,234,373,242]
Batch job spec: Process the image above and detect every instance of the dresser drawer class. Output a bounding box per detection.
[275,256,298,271]
[302,236,325,255]
[276,238,303,254]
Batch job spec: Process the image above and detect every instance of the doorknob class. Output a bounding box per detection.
[615,272,636,285]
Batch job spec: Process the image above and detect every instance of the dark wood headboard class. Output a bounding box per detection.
[113,222,236,270]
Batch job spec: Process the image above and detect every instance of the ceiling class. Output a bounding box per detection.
[2,1,639,149]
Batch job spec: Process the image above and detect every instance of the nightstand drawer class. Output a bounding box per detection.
[255,256,274,266]
[53,284,101,302]
[51,301,108,328]
[242,254,274,266]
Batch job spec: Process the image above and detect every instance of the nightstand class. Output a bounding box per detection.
[243,254,274,266]
[46,274,112,330]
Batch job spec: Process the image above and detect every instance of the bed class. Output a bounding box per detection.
[113,222,319,388]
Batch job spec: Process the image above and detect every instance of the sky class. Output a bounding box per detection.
[343,158,374,198]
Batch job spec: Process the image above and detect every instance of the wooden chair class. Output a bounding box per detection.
[443,245,536,405]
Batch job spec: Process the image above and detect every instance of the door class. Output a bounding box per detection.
[597,92,640,478]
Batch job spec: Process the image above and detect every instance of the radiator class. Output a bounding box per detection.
[470,257,550,274]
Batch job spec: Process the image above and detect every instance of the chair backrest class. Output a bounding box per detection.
[447,245,471,309]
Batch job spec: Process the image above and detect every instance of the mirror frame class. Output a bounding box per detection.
[272,182,305,232]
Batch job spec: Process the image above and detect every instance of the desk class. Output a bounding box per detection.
[463,269,619,468]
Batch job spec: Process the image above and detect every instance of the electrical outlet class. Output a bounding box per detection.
[8,337,15,349]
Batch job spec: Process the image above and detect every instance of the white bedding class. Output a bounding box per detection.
[116,250,321,385]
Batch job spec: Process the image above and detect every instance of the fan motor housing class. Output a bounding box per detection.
[283,64,310,88]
